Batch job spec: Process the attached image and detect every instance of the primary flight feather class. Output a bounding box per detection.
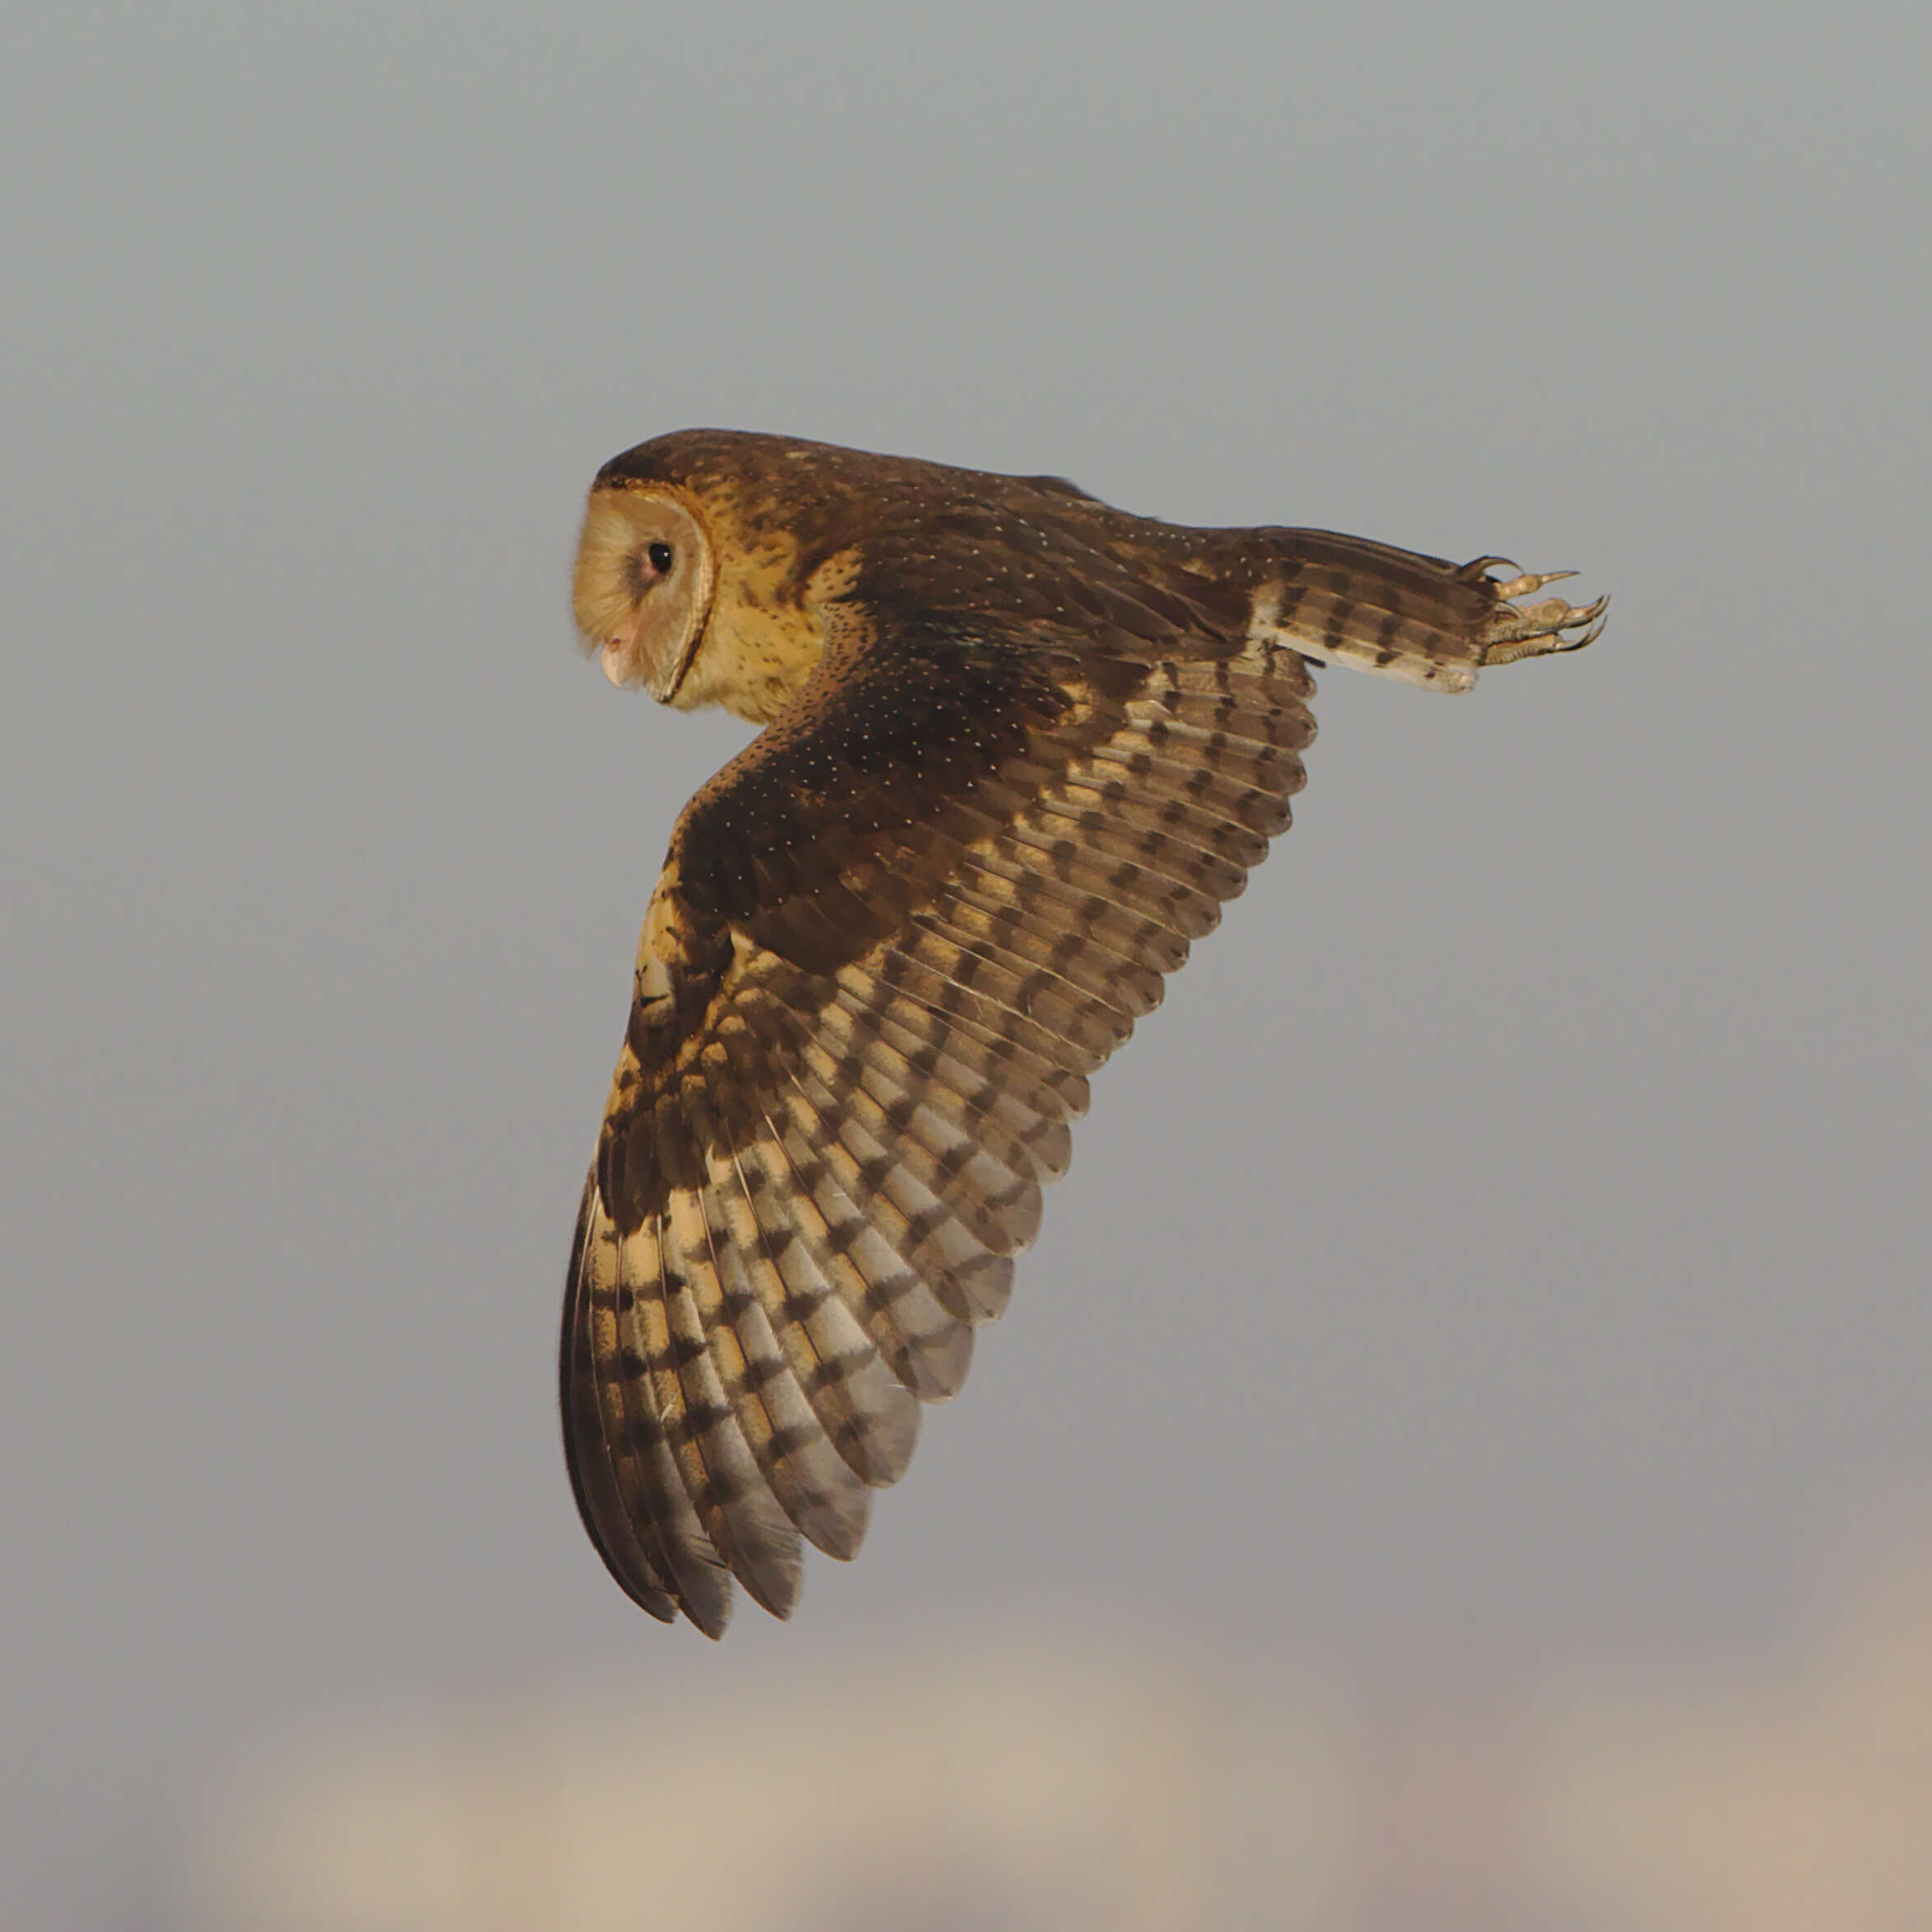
[560,428,1604,1636]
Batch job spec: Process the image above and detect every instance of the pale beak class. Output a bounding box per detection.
[600,621,643,689]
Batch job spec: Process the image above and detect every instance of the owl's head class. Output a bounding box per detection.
[571,486,717,701]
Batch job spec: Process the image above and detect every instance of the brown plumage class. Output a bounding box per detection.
[560,428,1605,1634]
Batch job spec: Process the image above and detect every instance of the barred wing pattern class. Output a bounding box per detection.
[561,522,1594,1635]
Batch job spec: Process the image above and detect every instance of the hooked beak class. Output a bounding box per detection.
[599,619,654,693]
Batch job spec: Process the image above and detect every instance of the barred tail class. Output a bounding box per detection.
[1237,528,1606,692]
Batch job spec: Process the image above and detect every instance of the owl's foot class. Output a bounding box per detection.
[1464,559,1608,667]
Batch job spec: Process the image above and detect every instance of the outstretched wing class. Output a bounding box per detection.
[561,524,1588,1634]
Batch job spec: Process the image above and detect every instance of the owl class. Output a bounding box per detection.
[561,430,1604,1636]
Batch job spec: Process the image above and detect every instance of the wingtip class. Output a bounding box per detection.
[680,1585,733,1641]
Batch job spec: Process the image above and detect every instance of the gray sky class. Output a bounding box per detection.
[4,3,1930,1925]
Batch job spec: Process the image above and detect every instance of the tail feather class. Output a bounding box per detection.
[1242,532,1605,691]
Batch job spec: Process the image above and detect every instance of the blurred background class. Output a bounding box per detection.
[3,2,1929,1926]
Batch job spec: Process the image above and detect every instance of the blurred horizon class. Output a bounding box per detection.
[184,1517,1932,1929]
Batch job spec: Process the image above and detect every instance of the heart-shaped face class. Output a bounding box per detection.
[571,486,716,702]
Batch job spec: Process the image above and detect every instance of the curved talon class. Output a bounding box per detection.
[1482,586,1608,667]
[1562,603,1610,652]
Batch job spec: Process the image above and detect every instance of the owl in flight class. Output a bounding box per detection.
[561,430,1603,1635]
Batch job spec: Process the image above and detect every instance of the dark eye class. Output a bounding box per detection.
[647,541,674,574]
